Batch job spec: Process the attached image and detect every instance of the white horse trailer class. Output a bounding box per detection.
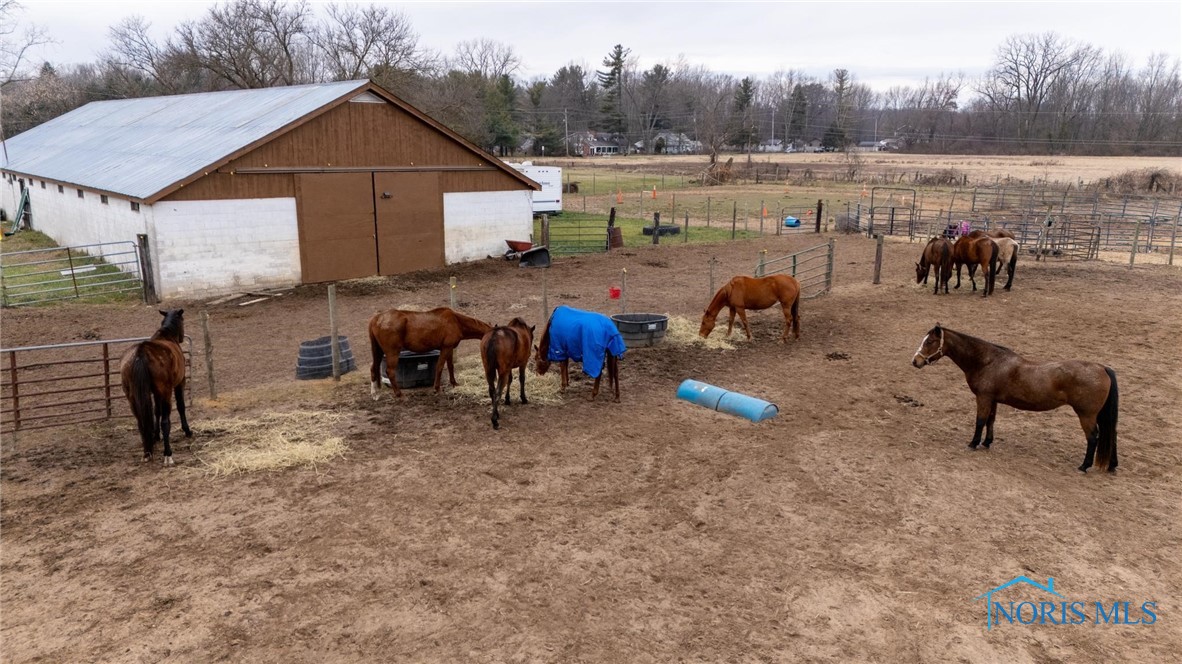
[508,162,562,215]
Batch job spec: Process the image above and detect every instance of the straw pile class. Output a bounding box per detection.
[449,354,566,405]
[664,315,742,351]
[193,410,348,476]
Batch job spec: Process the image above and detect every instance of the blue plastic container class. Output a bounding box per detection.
[783,216,800,228]
[676,379,778,422]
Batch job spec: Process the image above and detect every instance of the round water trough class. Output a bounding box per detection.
[611,313,668,348]
[296,336,356,380]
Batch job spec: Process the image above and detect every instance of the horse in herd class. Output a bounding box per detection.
[121,229,1118,471]
[120,309,192,465]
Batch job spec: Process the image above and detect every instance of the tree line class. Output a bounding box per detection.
[2,0,1180,157]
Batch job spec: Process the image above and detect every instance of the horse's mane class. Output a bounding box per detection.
[940,326,1014,354]
[538,310,555,354]
[705,283,731,316]
[153,310,184,343]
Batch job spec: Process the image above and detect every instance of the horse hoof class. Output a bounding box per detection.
[142,456,150,463]
[164,456,174,466]
[371,393,381,402]
[184,428,193,438]
[1077,465,1090,473]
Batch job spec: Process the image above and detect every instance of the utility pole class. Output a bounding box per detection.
[564,109,570,157]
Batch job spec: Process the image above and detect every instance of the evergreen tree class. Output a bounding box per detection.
[596,44,630,135]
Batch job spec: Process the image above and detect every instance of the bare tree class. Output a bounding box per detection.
[977,32,1087,143]
[175,0,315,89]
[313,3,432,91]
[0,0,51,87]
[451,38,520,80]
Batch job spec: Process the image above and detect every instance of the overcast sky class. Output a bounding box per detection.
[19,1,1182,91]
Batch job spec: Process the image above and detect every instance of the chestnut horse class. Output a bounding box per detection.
[700,275,801,342]
[481,317,535,429]
[992,236,1020,291]
[912,325,1118,473]
[916,237,953,295]
[120,309,191,465]
[535,305,624,402]
[368,307,492,398]
[952,235,999,296]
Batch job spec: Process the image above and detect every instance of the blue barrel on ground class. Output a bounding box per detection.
[675,379,778,422]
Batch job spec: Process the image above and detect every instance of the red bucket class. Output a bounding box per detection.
[608,287,622,299]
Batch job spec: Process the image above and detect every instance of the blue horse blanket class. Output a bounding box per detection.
[546,305,626,379]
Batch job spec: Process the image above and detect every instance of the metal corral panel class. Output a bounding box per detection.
[0,80,367,201]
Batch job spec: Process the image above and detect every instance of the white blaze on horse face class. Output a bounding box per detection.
[913,333,933,367]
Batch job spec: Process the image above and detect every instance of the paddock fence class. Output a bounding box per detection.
[1,336,193,435]
[755,239,836,299]
[1,240,147,307]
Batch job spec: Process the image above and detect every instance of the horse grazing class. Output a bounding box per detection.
[916,237,954,295]
[481,317,535,429]
[912,325,1118,473]
[535,305,625,402]
[369,307,492,399]
[952,235,998,296]
[700,274,801,342]
[120,309,191,465]
[992,237,1020,291]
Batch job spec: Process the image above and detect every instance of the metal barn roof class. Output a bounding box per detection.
[1,80,370,201]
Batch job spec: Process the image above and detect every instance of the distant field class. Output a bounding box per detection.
[534,153,1180,188]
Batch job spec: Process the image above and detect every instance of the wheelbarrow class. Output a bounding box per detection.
[503,240,551,267]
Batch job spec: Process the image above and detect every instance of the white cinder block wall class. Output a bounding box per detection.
[443,190,533,263]
[1,176,151,268]
[151,198,300,299]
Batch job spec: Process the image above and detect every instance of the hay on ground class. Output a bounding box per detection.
[194,410,348,476]
[449,354,566,405]
[664,315,740,350]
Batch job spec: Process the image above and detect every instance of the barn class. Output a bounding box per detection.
[0,80,539,299]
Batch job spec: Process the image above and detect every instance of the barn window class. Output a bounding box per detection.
[100,194,109,204]
[58,184,64,193]
[40,180,46,189]
[77,189,84,198]
[130,202,140,212]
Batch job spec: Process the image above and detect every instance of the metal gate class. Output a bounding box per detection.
[543,217,609,255]
[1,336,193,435]
[1,241,144,306]
[755,240,836,299]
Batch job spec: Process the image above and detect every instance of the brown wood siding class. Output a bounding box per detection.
[163,98,530,201]
[162,172,294,201]
[226,101,527,190]
[296,173,378,283]
[374,172,444,275]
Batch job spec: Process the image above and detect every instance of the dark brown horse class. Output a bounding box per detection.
[700,275,801,342]
[912,325,1118,473]
[481,317,535,429]
[952,235,998,296]
[916,237,954,295]
[535,306,624,402]
[369,307,492,398]
[120,309,191,465]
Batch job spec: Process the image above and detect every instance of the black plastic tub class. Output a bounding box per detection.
[296,336,356,380]
[610,313,669,348]
[379,350,441,389]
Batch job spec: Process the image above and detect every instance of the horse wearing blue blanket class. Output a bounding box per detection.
[534,305,626,401]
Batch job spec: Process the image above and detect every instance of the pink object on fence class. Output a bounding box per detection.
[960,221,971,236]
[608,287,622,299]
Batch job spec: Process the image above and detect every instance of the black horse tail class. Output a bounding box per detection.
[130,346,157,459]
[1008,245,1019,274]
[1095,367,1119,472]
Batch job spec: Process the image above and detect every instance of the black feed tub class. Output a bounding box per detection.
[379,350,441,389]
[611,313,669,348]
[296,336,356,380]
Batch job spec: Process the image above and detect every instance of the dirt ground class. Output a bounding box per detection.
[3,233,1181,663]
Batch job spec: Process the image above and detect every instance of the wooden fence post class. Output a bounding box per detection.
[709,257,717,298]
[873,234,884,284]
[201,310,217,399]
[1169,217,1179,266]
[620,268,627,314]
[449,276,457,309]
[136,233,158,304]
[328,283,341,381]
[102,342,112,417]
[684,212,689,243]
[825,238,836,292]
[731,201,738,240]
[815,199,823,233]
[1129,220,1141,268]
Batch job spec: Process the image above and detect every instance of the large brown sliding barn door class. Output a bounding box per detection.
[374,172,445,275]
[296,173,378,282]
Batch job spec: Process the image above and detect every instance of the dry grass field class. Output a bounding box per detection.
[539,153,1182,188]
